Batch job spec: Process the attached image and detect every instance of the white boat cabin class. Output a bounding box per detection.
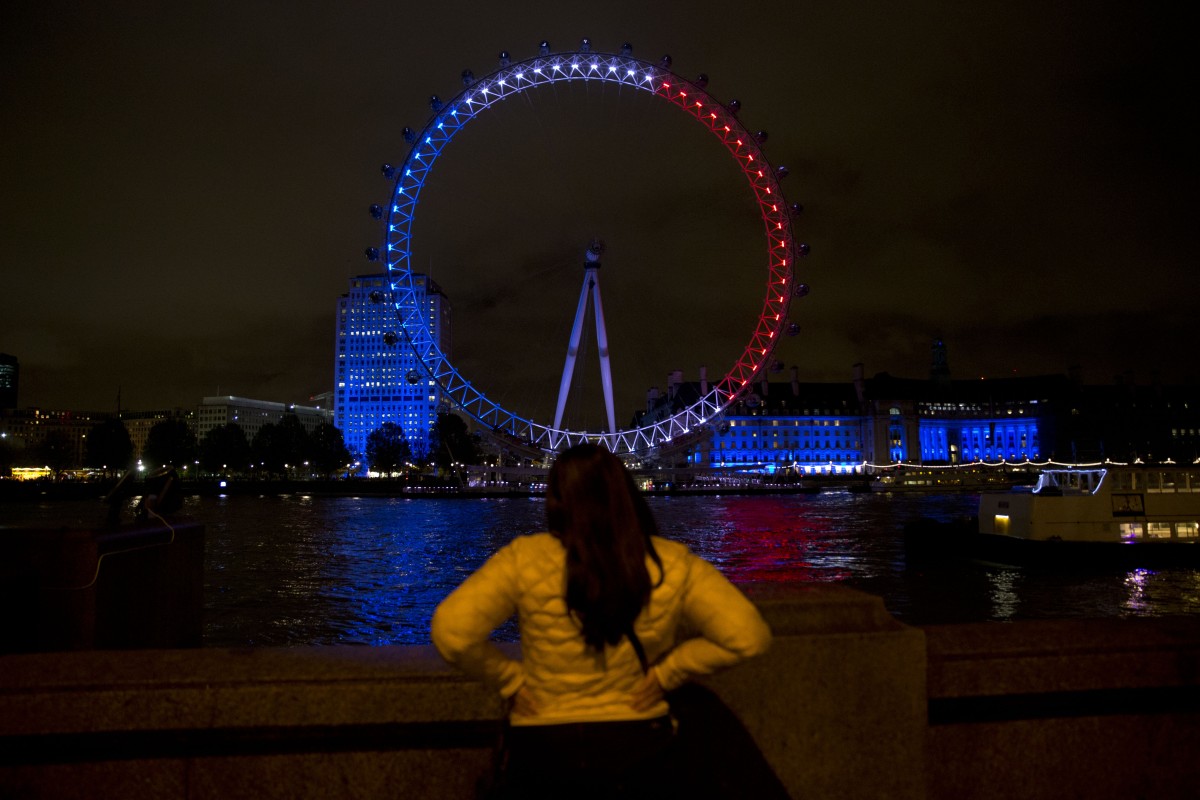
[978,467,1200,543]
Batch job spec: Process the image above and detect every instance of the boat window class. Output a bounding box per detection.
[1111,494,1144,514]
[1119,522,1144,539]
[1147,522,1172,539]
[1113,472,1133,491]
[1177,522,1199,539]
[1146,473,1164,494]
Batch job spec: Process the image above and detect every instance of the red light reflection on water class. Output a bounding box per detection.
[701,496,854,584]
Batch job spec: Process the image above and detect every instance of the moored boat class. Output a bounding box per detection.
[975,466,1200,566]
[905,466,1200,567]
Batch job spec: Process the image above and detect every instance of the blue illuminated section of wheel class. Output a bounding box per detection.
[380,44,807,454]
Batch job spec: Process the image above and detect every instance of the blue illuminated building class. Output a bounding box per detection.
[703,371,863,474]
[638,357,1070,472]
[333,273,451,471]
[857,370,1055,465]
[638,368,865,474]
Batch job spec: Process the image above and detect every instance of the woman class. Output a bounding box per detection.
[431,443,771,797]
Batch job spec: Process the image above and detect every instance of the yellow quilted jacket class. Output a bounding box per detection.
[431,532,771,726]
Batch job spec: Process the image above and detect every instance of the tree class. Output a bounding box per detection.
[251,423,284,477]
[366,422,411,476]
[309,422,351,477]
[274,414,310,476]
[85,418,134,475]
[199,423,251,475]
[432,412,481,471]
[35,430,77,475]
[0,437,14,477]
[142,418,198,470]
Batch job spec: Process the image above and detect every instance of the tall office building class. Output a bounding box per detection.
[0,353,17,409]
[333,273,451,471]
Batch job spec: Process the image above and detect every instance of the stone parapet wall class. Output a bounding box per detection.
[926,617,1200,800]
[2,585,1198,799]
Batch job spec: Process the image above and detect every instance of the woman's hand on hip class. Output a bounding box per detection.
[629,671,664,712]
[511,686,539,718]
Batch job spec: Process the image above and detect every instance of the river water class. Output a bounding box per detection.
[6,491,1200,646]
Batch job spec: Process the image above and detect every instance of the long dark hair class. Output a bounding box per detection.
[546,444,663,660]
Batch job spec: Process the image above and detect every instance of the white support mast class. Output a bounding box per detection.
[553,239,617,435]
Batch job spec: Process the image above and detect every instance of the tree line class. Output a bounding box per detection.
[1,412,482,479]
[86,415,352,479]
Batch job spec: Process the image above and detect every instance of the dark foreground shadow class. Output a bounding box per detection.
[668,683,792,799]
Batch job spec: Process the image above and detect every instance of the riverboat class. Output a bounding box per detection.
[972,466,1200,566]
[904,466,1200,567]
[872,466,1036,494]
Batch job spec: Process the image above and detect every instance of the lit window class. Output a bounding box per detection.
[1146,522,1172,539]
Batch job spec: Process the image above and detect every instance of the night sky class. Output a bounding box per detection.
[2,2,1194,430]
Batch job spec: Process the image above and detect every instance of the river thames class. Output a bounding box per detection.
[6,490,1200,646]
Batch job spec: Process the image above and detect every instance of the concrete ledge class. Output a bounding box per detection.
[3,587,1198,799]
[0,646,501,737]
[925,617,1200,800]
[926,617,1200,698]
[1,585,926,799]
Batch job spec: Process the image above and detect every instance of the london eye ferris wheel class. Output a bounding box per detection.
[367,39,810,456]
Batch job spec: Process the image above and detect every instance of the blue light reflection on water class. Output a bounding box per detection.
[200,491,979,645]
[7,491,1200,646]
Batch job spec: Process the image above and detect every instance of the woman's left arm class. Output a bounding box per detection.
[430,543,526,698]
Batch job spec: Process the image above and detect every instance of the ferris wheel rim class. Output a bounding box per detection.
[379,46,805,454]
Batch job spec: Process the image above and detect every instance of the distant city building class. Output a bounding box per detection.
[333,273,451,471]
[0,353,17,410]
[637,368,866,474]
[120,409,195,461]
[0,406,196,472]
[196,396,333,443]
[636,348,1200,473]
[854,368,1056,466]
[0,408,99,468]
